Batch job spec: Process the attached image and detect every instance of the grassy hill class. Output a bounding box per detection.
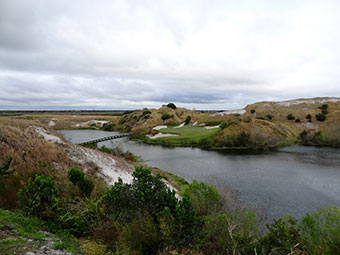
[113,98,340,149]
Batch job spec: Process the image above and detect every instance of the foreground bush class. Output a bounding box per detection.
[68,166,93,197]
[18,174,57,219]
[102,166,200,253]
[14,166,340,254]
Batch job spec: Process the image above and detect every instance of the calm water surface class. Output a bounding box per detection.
[59,129,340,219]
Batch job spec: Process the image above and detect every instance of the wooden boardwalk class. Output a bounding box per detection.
[77,134,130,145]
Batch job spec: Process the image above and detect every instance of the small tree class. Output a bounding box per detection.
[184,116,191,125]
[250,109,256,114]
[68,166,93,197]
[166,103,177,109]
[287,114,295,120]
[306,114,312,120]
[161,113,172,121]
[18,174,57,218]
[183,181,221,216]
[319,104,328,110]
[316,113,326,122]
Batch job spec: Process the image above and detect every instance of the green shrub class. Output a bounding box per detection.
[295,118,300,122]
[257,115,272,121]
[161,113,172,121]
[166,103,177,109]
[142,110,151,116]
[306,114,312,120]
[287,113,295,120]
[205,120,222,126]
[18,174,57,219]
[316,113,326,121]
[183,181,221,216]
[0,157,14,176]
[57,199,99,237]
[68,167,93,197]
[251,109,256,114]
[102,122,115,131]
[199,210,259,255]
[322,109,329,115]
[78,178,94,198]
[264,114,272,120]
[300,207,340,254]
[102,166,200,251]
[219,122,229,129]
[319,104,328,110]
[118,215,162,255]
[68,167,84,185]
[184,115,191,125]
[261,215,301,254]
[118,116,127,125]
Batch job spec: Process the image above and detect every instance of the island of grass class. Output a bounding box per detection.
[139,125,221,147]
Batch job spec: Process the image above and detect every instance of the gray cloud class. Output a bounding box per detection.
[1,0,340,110]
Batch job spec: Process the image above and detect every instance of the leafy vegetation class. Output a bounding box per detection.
[0,157,14,176]
[68,166,94,197]
[316,112,326,121]
[166,103,177,109]
[161,113,173,121]
[287,113,295,120]
[2,163,340,254]
[184,115,191,125]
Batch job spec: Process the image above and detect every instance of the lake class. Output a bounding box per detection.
[59,129,340,220]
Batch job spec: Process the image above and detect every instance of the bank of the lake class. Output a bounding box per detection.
[59,129,340,220]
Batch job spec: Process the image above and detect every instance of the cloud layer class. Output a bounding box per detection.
[1,0,340,110]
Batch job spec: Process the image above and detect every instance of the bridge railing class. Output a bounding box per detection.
[77,134,130,145]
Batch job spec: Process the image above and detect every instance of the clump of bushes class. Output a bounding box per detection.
[99,145,140,162]
[299,130,325,145]
[185,115,191,125]
[251,109,256,114]
[14,165,340,254]
[102,122,115,131]
[68,166,94,197]
[161,113,172,121]
[0,157,14,176]
[142,110,151,116]
[205,120,222,126]
[18,174,57,219]
[316,104,328,121]
[166,103,177,109]
[316,113,326,121]
[257,115,272,121]
[306,114,312,122]
[287,113,295,120]
[219,122,231,129]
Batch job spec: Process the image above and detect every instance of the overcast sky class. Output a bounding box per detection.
[1,0,340,110]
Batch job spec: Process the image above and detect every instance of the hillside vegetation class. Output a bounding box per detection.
[112,98,340,149]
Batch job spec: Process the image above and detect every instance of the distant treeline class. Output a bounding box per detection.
[0,110,135,116]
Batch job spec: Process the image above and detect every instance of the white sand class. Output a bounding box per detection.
[34,126,64,144]
[67,146,133,184]
[174,123,185,129]
[48,120,56,127]
[213,109,246,116]
[147,133,178,139]
[152,125,167,130]
[204,125,220,129]
[33,126,133,184]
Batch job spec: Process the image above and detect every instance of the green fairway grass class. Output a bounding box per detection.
[158,126,220,142]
